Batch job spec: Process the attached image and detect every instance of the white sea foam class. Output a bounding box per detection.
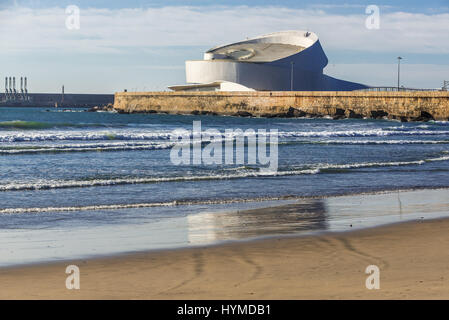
[0,138,447,155]
[308,140,449,145]
[0,127,448,143]
[0,201,178,214]
[1,154,447,192]
[0,130,173,143]
[0,197,283,215]
[0,141,175,154]
[280,129,449,138]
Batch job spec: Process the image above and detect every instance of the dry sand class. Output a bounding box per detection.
[1,216,449,299]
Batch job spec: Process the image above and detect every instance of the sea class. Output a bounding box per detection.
[0,107,448,266]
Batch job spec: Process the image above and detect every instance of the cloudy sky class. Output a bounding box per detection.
[1,0,448,93]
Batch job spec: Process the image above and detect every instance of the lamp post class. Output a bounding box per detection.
[290,62,294,91]
[397,56,402,91]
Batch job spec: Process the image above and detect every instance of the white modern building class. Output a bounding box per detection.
[169,30,368,92]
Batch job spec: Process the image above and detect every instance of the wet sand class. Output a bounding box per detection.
[1,215,449,299]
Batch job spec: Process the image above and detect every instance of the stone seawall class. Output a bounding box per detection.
[113,91,449,121]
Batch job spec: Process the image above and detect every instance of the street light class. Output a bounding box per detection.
[397,56,403,91]
[290,61,294,91]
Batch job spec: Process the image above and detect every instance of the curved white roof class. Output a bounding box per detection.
[206,30,319,63]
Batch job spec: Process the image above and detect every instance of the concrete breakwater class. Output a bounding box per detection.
[0,93,114,108]
[113,91,449,121]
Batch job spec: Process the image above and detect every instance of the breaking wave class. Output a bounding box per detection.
[0,120,124,130]
[279,129,449,138]
[0,130,173,143]
[1,154,448,192]
[1,138,448,155]
[0,141,174,154]
[0,127,448,143]
[0,197,287,215]
[282,139,449,146]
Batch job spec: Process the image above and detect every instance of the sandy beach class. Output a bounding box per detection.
[2,215,449,299]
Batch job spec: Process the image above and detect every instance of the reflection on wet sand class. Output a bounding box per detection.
[187,199,328,244]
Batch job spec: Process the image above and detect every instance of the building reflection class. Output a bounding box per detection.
[187,199,328,245]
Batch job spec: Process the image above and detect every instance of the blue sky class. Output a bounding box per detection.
[1,0,448,93]
[3,0,449,12]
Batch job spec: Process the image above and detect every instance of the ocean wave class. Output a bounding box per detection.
[0,139,224,155]
[1,155,447,192]
[2,186,449,215]
[1,126,448,143]
[0,197,287,214]
[1,137,447,155]
[0,130,173,142]
[0,129,449,142]
[0,120,126,130]
[280,129,449,138]
[282,139,449,146]
[0,141,174,154]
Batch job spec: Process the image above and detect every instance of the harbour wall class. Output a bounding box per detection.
[113,91,449,121]
[0,93,114,108]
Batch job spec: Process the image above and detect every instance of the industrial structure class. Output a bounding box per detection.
[169,30,369,92]
[0,77,113,108]
[3,76,30,103]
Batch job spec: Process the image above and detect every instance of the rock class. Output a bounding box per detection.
[105,103,114,111]
[87,103,115,112]
[234,111,253,117]
[191,110,200,115]
[276,113,288,118]
[87,106,101,112]
[260,113,277,118]
[413,111,434,122]
[370,110,389,119]
[347,110,363,119]
[421,111,434,120]
[306,113,322,118]
[286,107,307,117]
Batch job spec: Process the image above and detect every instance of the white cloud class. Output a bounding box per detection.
[0,5,448,54]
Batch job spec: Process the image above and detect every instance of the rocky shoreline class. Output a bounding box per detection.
[87,103,115,112]
[116,105,439,122]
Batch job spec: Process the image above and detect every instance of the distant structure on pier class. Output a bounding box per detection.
[2,76,31,104]
[0,78,113,108]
